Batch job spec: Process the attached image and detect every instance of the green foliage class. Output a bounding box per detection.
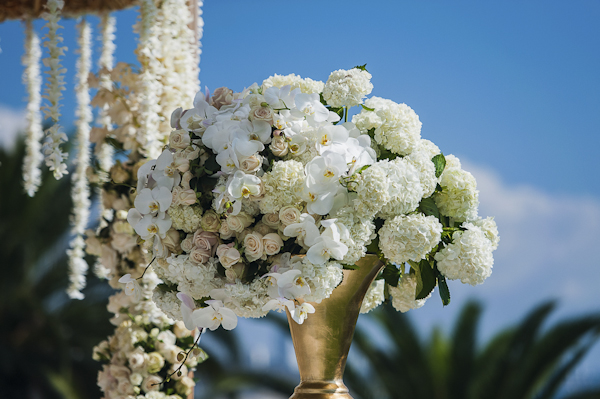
[347,301,600,399]
[0,139,114,399]
[432,153,446,178]
[418,196,440,220]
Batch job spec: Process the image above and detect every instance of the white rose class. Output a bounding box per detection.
[172,186,197,206]
[129,372,143,386]
[244,232,265,262]
[181,171,193,190]
[180,234,194,253]
[250,105,274,123]
[217,244,241,268]
[163,228,182,253]
[262,213,280,229]
[269,135,288,157]
[210,86,234,109]
[169,129,191,149]
[253,221,274,236]
[239,155,263,173]
[279,206,301,226]
[263,233,284,256]
[110,163,130,184]
[146,352,165,374]
[201,210,221,232]
[219,222,235,240]
[142,375,162,393]
[190,247,211,265]
[226,212,254,233]
[176,376,196,397]
[173,320,191,339]
[127,350,146,370]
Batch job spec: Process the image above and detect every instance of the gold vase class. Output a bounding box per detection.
[286,255,384,399]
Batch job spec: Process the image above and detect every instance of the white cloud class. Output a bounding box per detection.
[0,105,27,151]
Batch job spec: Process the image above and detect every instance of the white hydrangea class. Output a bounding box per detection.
[259,160,305,214]
[434,166,479,221]
[354,162,391,218]
[262,73,324,94]
[168,204,203,233]
[389,273,431,313]
[444,154,462,169]
[332,205,376,265]
[406,141,439,198]
[379,214,442,264]
[300,259,344,304]
[152,289,182,321]
[352,96,388,133]
[360,279,385,314]
[220,279,270,318]
[434,224,494,286]
[377,158,423,219]
[353,97,421,156]
[322,68,373,108]
[470,217,500,250]
[154,254,222,300]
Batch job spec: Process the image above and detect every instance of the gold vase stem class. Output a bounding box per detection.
[287,255,384,399]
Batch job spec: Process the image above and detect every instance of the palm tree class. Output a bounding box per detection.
[0,138,115,399]
[346,301,600,399]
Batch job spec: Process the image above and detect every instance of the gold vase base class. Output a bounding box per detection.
[289,380,353,399]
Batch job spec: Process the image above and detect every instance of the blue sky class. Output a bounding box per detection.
[1,0,600,393]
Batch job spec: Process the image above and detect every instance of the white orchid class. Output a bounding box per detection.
[228,171,262,200]
[264,85,299,110]
[305,152,347,191]
[177,292,197,331]
[315,125,349,155]
[301,186,338,216]
[291,302,315,324]
[291,93,329,126]
[127,209,172,240]
[179,96,218,133]
[191,300,238,331]
[118,274,142,302]
[136,159,157,192]
[275,269,311,299]
[239,119,272,144]
[306,222,349,265]
[283,214,321,246]
[262,297,295,313]
[151,149,181,190]
[133,186,172,218]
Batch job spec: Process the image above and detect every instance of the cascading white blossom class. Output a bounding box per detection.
[66,19,93,300]
[137,0,163,158]
[96,12,116,176]
[22,20,44,197]
[41,0,68,179]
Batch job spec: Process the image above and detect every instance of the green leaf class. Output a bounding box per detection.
[354,64,368,71]
[432,153,446,178]
[382,264,401,287]
[361,104,375,112]
[343,264,360,270]
[437,272,451,306]
[415,259,436,300]
[435,183,443,192]
[418,196,440,219]
[366,235,380,254]
[204,153,219,173]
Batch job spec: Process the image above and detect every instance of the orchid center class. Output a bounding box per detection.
[149,201,159,212]
[323,169,334,178]
[320,135,330,145]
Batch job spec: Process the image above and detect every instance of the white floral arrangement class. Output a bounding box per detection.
[88,160,207,399]
[125,66,499,331]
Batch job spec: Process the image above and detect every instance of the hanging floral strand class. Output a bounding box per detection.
[137,0,162,159]
[96,12,116,175]
[41,0,68,179]
[66,18,92,300]
[92,12,117,280]
[22,20,44,197]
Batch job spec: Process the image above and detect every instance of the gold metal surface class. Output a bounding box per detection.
[286,255,384,399]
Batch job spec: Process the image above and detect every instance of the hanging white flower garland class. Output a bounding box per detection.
[66,18,93,299]
[22,20,44,197]
[137,0,163,159]
[41,0,68,179]
[96,12,116,176]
